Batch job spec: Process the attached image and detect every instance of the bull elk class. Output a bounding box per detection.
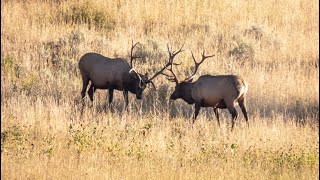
[78,41,177,109]
[163,48,249,130]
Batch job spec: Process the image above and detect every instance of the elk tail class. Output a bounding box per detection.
[243,81,248,94]
[236,79,248,102]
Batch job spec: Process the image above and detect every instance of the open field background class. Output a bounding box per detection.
[1,0,319,179]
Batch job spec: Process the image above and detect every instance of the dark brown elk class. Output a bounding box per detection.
[78,41,177,109]
[163,49,249,130]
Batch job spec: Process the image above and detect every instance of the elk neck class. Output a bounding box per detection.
[180,82,195,104]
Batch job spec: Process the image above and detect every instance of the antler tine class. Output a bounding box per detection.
[147,44,183,84]
[148,80,157,90]
[190,49,197,64]
[166,47,180,84]
[201,49,215,61]
[184,49,215,81]
[166,76,178,82]
[167,44,172,57]
[130,40,142,68]
[200,49,206,63]
[171,44,185,59]
[189,49,202,77]
[161,72,174,77]
[166,64,179,84]
[167,43,185,60]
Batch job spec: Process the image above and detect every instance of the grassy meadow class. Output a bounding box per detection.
[1,0,319,179]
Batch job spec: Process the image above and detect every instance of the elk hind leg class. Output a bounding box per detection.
[239,100,249,128]
[81,76,89,100]
[226,104,238,131]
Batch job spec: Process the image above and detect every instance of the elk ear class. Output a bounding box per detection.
[144,72,148,78]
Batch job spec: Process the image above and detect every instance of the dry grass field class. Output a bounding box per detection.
[1,0,319,179]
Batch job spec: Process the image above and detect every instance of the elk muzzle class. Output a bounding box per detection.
[169,93,178,100]
[136,90,143,100]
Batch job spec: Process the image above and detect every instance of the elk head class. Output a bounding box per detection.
[128,41,184,99]
[163,48,214,103]
[127,40,149,99]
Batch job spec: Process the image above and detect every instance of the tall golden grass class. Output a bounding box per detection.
[1,0,319,179]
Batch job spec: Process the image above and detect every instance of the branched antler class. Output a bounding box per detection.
[184,49,214,81]
[130,40,142,68]
[147,44,184,85]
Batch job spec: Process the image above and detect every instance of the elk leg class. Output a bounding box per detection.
[213,108,220,126]
[193,102,201,123]
[80,77,89,115]
[108,89,114,105]
[106,89,115,113]
[227,105,238,131]
[239,101,249,128]
[88,84,96,102]
[81,77,89,100]
[123,90,129,110]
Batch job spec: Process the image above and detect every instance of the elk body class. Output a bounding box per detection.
[79,41,171,108]
[163,49,249,130]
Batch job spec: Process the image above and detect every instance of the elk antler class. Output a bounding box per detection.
[130,40,142,68]
[160,44,185,84]
[184,49,214,81]
[163,62,180,84]
[147,44,184,87]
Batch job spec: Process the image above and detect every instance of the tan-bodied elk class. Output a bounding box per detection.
[162,48,249,130]
[78,41,176,109]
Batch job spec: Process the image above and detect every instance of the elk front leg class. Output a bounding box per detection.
[213,108,220,126]
[108,88,114,105]
[88,84,96,102]
[123,90,129,110]
[227,106,238,131]
[193,102,201,123]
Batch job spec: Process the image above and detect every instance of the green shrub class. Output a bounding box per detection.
[228,42,254,63]
[133,39,165,63]
[62,1,116,30]
[40,31,83,76]
[1,55,22,78]
[20,73,40,96]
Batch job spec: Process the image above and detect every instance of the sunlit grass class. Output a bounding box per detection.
[1,0,319,179]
